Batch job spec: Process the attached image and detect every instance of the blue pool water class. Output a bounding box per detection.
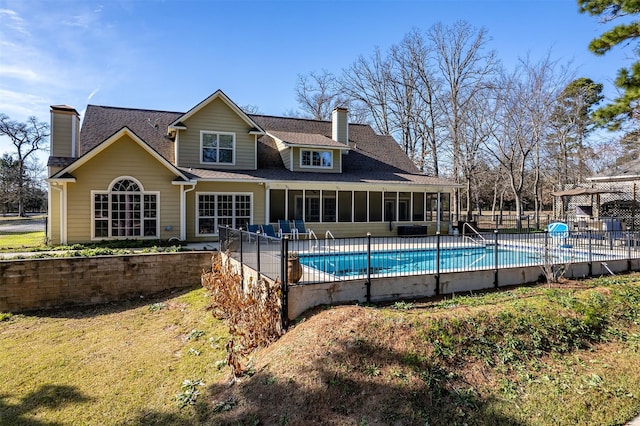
[298,246,581,277]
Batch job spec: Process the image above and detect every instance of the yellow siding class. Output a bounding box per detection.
[177,98,256,169]
[51,112,73,158]
[273,138,291,170]
[64,135,181,243]
[291,147,341,173]
[186,181,265,241]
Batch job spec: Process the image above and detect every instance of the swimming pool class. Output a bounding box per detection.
[298,246,585,278]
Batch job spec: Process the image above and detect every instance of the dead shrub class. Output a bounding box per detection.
[202,253,284,377]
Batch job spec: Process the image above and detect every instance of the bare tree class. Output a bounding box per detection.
[429,21,498,221]
[341,48,394,136]
[395,28,446,175]
[520,55,569,227]
[295,69,346,120]
[485,57,566,228]
[240,104,262,115]
[487,68,535,228]
[460,92,496,219]
[0,114,49,217]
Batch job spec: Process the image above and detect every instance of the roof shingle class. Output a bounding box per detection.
[70,104,452,187]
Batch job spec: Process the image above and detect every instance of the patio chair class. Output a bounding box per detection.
[260,224,279,239]
[246,224,260,243]
[293,219,309,239]
[278,220,296,239]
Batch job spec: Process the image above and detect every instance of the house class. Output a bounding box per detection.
[46,90,456,245]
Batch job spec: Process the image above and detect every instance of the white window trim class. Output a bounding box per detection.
[90,179,160,241]
[195,191,253,237]
[200,130,236,166]
[108,175,144,191]
[300,149,333,169]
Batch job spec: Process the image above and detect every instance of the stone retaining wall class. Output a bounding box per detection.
[0,251,214,312]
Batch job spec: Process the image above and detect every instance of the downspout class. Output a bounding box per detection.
[48,182,57,243]
[49,183,65,245]
[180,182,197,241]
[265,183,270,224]
[62,182,68,244]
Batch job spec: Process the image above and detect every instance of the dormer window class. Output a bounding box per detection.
[301,149,332,168]
[201,131,235,165]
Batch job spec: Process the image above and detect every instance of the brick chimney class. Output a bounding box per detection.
[332,107,348,146]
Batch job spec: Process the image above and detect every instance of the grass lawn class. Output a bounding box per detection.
[0,288,229,425]
[0,215,47,252]
[1,277,640,425]
[0,231,46,252]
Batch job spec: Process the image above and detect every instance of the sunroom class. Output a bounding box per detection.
[265,183,451,237]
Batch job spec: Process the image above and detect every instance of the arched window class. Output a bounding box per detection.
[93,177,159,239]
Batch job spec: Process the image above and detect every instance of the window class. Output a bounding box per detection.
[201,131,235,164]
[301,149,332,168]
[92,177,158,239]
[197,193,252,235]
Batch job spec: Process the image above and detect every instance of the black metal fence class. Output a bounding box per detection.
[467,214,554,231]
[219,226,640,288]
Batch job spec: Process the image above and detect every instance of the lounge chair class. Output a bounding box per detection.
[278,220,295,239]
[260,224,278,239]
[293,219,309,239]
[246,224,260,243]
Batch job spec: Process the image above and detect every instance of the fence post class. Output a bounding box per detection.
[363,233,370,303]
[544,229,549,265]
[494,230,499,288]
[588,230,593,277]
[281,236,288,330]
[435,232,440,296]
[239,228,244,264]
[627,231,632,272]
[256,232,261,276]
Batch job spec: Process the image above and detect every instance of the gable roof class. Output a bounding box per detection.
[80,105,181,162]
[51,127,190,181]
[250,114,420,174]
[168,90,265,134]
[65,99,454,188]
[266,130,349,150]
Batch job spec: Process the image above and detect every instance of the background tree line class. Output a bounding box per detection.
[295,17,626,224]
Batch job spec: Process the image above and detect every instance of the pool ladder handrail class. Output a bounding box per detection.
[462,222,488,246]
[308,229,319,251]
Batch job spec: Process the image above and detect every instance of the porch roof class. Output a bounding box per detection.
[179,167,455,187]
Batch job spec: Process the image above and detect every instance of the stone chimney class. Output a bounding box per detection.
[49,105,80,175]
[332,107,348,146]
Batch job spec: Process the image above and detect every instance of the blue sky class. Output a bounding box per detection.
[0,0,631,164]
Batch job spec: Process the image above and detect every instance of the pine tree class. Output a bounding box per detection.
[579,0,640,129]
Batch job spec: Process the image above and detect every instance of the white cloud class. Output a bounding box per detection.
[0,2,137,125]
[0,8,30,36]
[87,87,100,101]
[0,89,50,120]
[0,65,40,82]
